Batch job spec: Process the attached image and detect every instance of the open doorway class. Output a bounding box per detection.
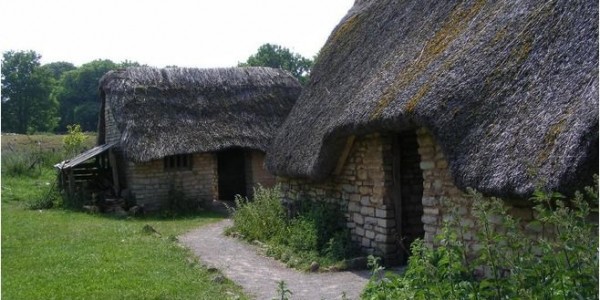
[392,130,425,264]
[217,148,247,201]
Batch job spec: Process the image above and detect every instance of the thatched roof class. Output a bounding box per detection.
[266,0,598,198]
[99,67,301,162]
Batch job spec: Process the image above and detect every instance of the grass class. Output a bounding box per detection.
[1,134,248,299]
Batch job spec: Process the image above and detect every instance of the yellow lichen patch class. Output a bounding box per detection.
[512,37,533,65]
[406,83,432,114]
[535,118,567,167]
[330,14,361,45]
[319,14,362,59]
[370,0,486,120]
[491,27,508,46]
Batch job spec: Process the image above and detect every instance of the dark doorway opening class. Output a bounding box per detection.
[392,130,425,264]
[217,148,247,201]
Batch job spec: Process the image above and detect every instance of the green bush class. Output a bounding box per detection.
[227,185,287,241]
[362,177,599,299]
[63,124,87,157]
[227,185,358,270]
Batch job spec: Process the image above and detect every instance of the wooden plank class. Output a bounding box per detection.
[333,135,356,176]
[68,170,74,195]
[108,149,120,195]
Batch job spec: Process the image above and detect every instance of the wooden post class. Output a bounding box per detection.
[333,135,356,176]
[68,169,74,196]
[108,149,120,196]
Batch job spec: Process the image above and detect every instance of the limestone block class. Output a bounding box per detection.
[422,214,438,225]
[364,216,378,225]
[360,206,375,217]
[423,207,439,215]
[353,213,364,225]
[375,208,388,218]
[365,230,376,239]
[377,218,396,228]
[355,227,365,237]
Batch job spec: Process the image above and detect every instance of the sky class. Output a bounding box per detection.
[0,0,354,68]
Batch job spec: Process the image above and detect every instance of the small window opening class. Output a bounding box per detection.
[164,154,193,171]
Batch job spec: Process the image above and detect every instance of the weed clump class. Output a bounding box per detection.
[227,185,358,271]
[362,177,599,299]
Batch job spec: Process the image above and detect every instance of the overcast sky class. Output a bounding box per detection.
[0,0,354,68]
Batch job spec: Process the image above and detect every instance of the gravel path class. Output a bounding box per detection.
[179,219,372,300]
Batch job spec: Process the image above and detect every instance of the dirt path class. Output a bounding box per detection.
[179,219,372,300]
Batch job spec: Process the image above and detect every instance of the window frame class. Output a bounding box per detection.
[163,154,193,171]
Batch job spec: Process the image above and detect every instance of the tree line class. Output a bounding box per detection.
[1,44,313,134]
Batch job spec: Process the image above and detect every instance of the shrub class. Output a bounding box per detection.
[227,185,287,241]
[63,124,87,157]
[227,186,359,270]
[362,177,599,299]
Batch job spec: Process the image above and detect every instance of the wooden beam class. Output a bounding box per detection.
[108,149,120,196]
[333,135,356,176]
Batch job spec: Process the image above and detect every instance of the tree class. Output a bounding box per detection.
[52,59,143,132]
[52,59,118,132]
[41,61,76,81]
[239,43,313,85]
[1,50,58,133]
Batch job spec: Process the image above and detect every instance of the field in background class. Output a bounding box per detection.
[2,132,97,154]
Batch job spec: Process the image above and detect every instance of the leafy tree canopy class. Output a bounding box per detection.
[41,61,76,81]
[239,43,313,85]
[1,50,58,133]
[52,59,141,132]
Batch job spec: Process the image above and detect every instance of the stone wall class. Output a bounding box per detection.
[127,153,218,211]
[245,151,277,197]
[279,128,550,266]
[279,133,400,263]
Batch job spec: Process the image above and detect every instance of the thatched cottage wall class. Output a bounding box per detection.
[278,128,549,265]
[127,154,218,211]
[245,151,276,196]
[104,102,120,145]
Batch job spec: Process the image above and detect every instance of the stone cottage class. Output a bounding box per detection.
[93,66,301,211]
[266,0,598,265]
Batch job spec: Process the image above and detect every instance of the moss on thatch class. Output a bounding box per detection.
[266,0,598,198]
[99,67,301,162]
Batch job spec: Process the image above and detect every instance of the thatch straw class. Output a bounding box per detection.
[99,67,301,162]
[266,0,598,198]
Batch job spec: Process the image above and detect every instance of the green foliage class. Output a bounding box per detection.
[239,43,313,84]
[362,179,599,299]
[52,59,141,132]
[274,280,293,300]
[52,59,118,131]
[227,186,358,270]
[40,61,76,80]
[1,50,59,133]
[63,124,88,157]
[227,185,287,241]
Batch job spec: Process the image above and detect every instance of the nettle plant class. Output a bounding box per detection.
[362,176,599,300]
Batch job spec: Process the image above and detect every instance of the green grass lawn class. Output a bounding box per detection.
[1,134,247,299]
